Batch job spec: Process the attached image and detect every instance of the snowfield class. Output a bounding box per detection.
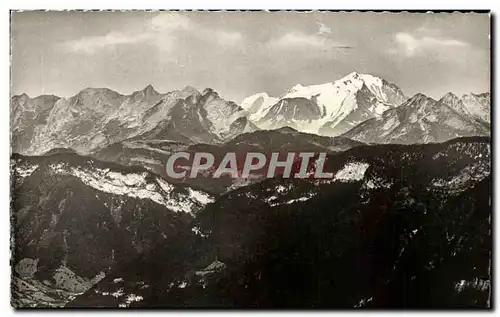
[334,162,370,182]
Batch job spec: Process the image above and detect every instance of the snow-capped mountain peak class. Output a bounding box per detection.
[242,72,406,136]
[241,92,279,122]
[338,71,376,87]
[283,84,307,96]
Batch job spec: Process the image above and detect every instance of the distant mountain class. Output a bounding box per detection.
[11,152,213,307]
[10,94,60,154]
[11,86,255,155]
[241,72,406,136]
[11,76,492,309]
[240,92,279,122]
[342,92,490,144]
[12,77,490,156]
[68,136,491,308]
[92,127,365,194]
[226,126,364,151]
[461,92,491,123]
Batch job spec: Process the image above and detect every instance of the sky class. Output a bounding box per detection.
[11,11,490,104]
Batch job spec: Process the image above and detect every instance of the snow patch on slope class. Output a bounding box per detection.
[187,188,215,205]
[119,294,144,308]
[47,162,212,214]
[432,163,490,191]
[334,162,370,182]
[455,278,490,293]
[364,175,393,190]
[12,160,39,179]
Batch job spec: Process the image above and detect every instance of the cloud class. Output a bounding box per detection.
[269,31,349,51]
[317,22,331,35]
[63,13,242,54]
[214,30,243,47]
[274,32,326,47]
[150,13,191,32]
[390,29,469,57]
[63,32,150,54]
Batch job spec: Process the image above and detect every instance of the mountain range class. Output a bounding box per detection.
[342,92,490,144]
[10,71,492,308]
[11,72,490,158]
[11,86,255,155]
[242,72,489,143]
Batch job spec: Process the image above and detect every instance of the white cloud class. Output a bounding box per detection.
[63,32,150,54]
[274,32,326,48]
[269,31,348,51]
[317,22,331,35]
[64,13,242,54]
[214,30,243,47]
[390,30,469,57]
[150,13,191,32]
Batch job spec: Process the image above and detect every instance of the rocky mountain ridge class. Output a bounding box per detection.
[11,86,255,156]
[342,92,490,144]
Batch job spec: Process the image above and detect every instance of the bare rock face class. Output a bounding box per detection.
[10,94,60,153]
[11,86,255,155]
[341,92,490,144]
[461,92,490,123]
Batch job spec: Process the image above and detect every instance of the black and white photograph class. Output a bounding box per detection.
[9,10,492,309]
